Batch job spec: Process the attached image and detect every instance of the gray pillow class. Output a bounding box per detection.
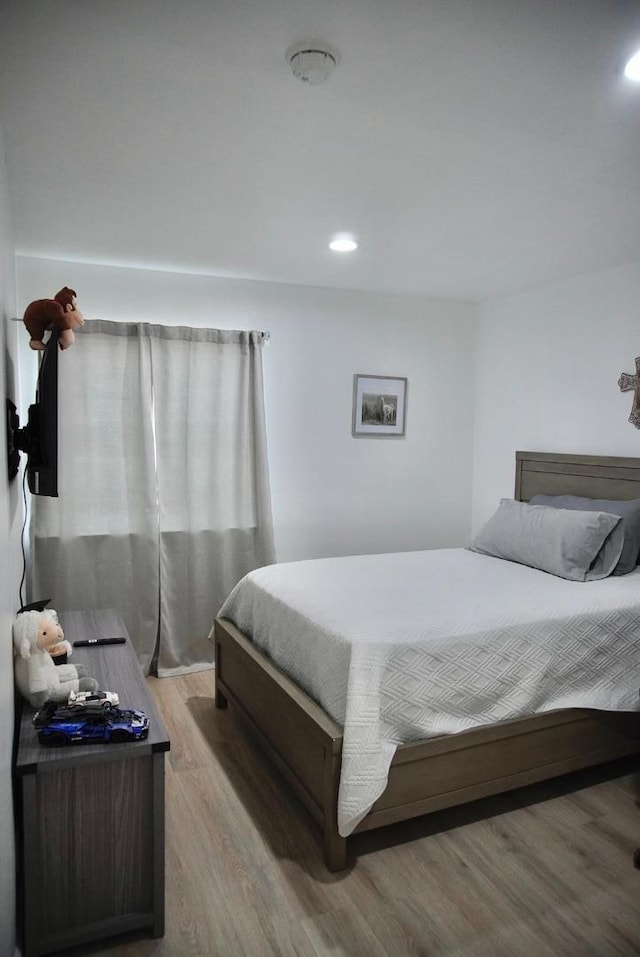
[469,498,624,581]
[530,495,640,576]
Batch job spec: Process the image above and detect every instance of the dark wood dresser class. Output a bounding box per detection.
[14,609,170,957]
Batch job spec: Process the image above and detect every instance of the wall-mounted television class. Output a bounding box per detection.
[6,327,59,497]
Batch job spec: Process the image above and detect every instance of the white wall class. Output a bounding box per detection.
[0,123,19,957]
[472,260,640,532]
[16,257,477,562]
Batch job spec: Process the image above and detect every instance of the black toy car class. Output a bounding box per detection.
[33,699,149,746]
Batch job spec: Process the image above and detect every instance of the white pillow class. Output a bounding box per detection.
[469,498,623,581]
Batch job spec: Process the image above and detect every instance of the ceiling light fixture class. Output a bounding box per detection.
[329,236,358,253]
[624,49,640,81]
[286,42,339,85]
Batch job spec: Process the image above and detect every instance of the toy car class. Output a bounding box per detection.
[33,699,149,746]
[67,689,119,711]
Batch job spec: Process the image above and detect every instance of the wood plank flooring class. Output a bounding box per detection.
[76,670,640,957]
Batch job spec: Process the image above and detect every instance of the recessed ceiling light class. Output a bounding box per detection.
[624,49,640,81]
[329,236,358,252]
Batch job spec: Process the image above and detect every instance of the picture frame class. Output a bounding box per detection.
[352,374,408,438]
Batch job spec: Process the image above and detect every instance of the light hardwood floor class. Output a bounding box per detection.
[77,671,640,957]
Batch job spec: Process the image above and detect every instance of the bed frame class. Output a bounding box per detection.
[214,451,640,870]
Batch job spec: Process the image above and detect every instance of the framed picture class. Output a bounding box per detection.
[352,374,408,438]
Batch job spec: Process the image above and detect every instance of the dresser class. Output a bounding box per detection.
[14,609,170,957]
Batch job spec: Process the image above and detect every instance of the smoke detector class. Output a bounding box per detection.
[286,42,338,85]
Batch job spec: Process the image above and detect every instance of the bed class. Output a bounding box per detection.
[213,451,640,870]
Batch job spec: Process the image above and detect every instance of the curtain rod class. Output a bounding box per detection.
[10,317,272,342]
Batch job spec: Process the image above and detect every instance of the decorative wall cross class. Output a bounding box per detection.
[618,357,640,429]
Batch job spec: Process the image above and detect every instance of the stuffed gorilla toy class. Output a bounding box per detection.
[13,609,98,709]
[23,287,85,351]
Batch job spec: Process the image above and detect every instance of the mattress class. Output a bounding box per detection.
[218,548,640,836]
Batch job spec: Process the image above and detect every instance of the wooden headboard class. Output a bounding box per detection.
[515,451,640,503]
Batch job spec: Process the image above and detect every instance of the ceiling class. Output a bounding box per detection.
[0,0,639,302]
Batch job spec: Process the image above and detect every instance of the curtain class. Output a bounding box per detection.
[31,322,159,672]
[31,321,275,675]
[150,326,275,675]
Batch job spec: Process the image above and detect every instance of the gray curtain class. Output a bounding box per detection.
[31,320,275,675]
[150,325,275,675]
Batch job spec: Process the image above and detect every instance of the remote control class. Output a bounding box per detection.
[73,637,127,647]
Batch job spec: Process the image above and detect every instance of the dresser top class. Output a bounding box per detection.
[15,609,170,775]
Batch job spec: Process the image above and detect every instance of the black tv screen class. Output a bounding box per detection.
[6,328,60,497]
[28,327,59,497]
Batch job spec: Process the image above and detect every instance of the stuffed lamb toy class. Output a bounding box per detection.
[13,609,98,709]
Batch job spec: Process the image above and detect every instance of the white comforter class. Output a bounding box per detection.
[218,548,640,836]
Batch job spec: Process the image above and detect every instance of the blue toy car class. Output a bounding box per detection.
[34,699,149,746]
